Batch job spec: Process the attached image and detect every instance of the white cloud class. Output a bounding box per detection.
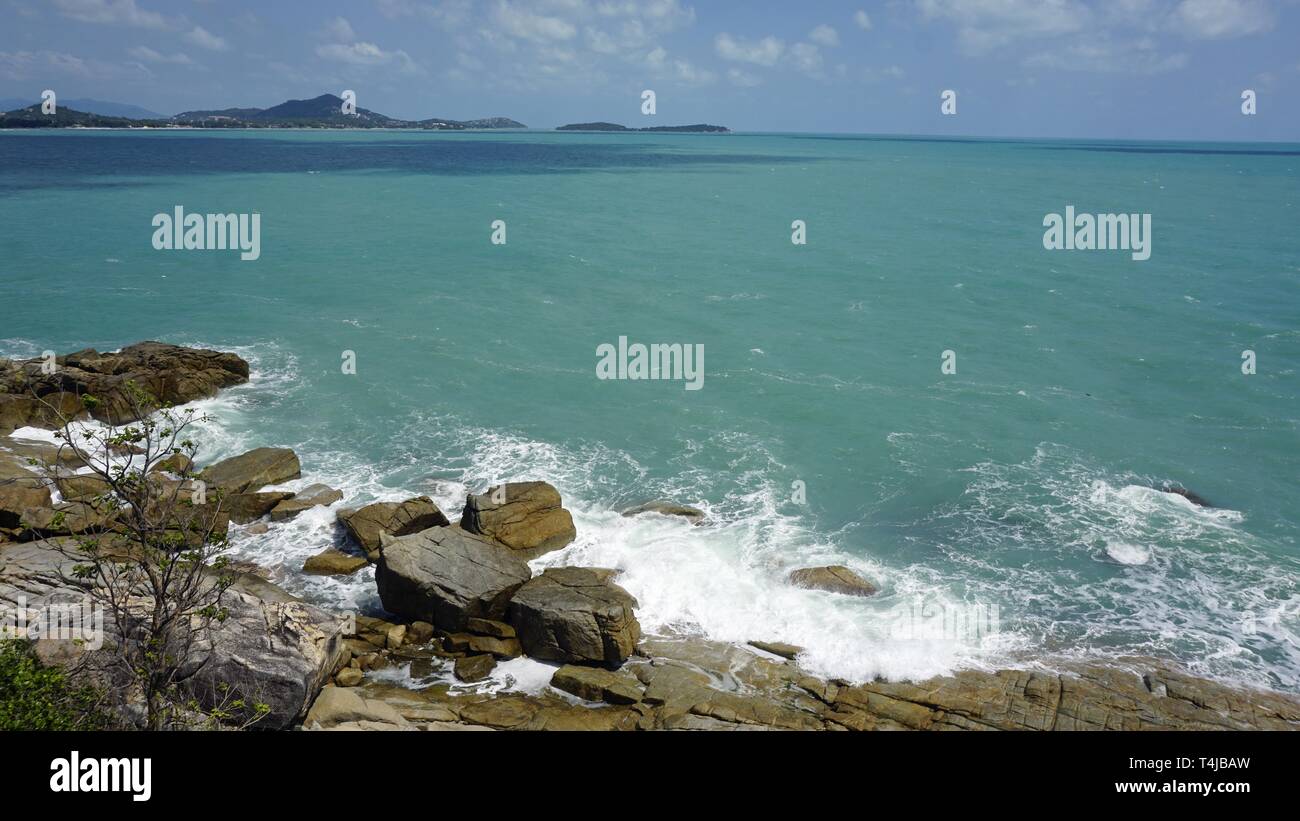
[184,25,228,52]
[809,24,840,47]
[644,45,713,85]
[857,64,906,83]
[670,56,714,84]
[490,0,578,42]
[1025,36,1187,73]
[316,41,423,73]
[51,0,166,28]
[727,67,761,87]
[127,45,192,65]
[715,33,785,66]
[1170,0,1272,39]
[716,31,829,76]
[789,42,823,73]
[915,0,1259,73]
[585,27,620,53]
[854,10,872,30]
[916,0,1090,53]
[322,17,357,42]
[597,0,695,29]
[0,48,148,81]
[375,0,473,27]
[316,41,388,65]
[414,0,704,90]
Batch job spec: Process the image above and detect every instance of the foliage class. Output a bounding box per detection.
[0,638,112,730]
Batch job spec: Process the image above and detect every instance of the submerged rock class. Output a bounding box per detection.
[454,654,497,683]
[461,481,576,556]
[303,548,369,576]
[788,565,878,597]
[507,567,641,668]
[621,500,706,525]
[201,447,301,494]
[270,484,344,521]
[551,665,644,704]
[1157,484,1213,508]
[748,640,803,660]
[338,496,449,559]
[375,525,531,631]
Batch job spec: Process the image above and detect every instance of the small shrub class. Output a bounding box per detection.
[0,638,111,730]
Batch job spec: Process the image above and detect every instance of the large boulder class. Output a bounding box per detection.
[507,567,641,668]
[17,500,115,539]
[375,526,532,632]
[54,474,112,502]
[0,477,51,530]
[304,686,410,730]
[0,539,346,730]
[339,496,449,560]
[0,392,87,435]
[0,342,249,429]
[150,453,194,476]
[200,447,301,494]
[788,565,877,597]
[223,491,295,524]
[1,436,88,475]
[270,484,343,521]
[461,481,577,556]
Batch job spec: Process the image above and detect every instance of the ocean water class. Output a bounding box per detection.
[1,129,1297,692]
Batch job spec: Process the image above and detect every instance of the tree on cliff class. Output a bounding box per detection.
[25,382,270,730]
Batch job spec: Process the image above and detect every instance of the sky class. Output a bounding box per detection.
[1,0,1298,139]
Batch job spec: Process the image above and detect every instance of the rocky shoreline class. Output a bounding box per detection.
[2,343,1298,731]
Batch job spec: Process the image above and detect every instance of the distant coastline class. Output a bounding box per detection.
[0,92,735,134]
[0,92,525,131]
[556,122,730,133]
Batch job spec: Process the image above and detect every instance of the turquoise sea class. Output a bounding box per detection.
[1,129,1297,691]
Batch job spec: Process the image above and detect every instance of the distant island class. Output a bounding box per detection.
[557,122,729,133]
[0,93,525,130]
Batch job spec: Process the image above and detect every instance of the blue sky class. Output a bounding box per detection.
[2,0,1298,139]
